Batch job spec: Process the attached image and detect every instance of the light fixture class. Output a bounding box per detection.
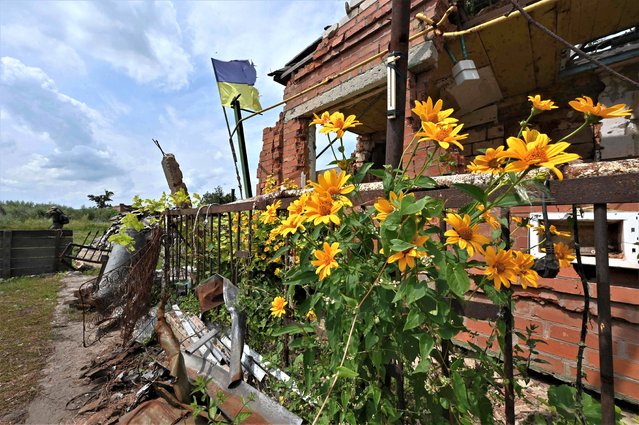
[386,53,400,119]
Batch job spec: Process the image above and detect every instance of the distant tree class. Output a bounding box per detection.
[87,190,114,208]
[200,186,236,205]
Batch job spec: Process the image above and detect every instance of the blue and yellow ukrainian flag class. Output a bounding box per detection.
[211,58,262,112]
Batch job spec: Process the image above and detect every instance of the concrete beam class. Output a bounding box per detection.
[284,41,438,122]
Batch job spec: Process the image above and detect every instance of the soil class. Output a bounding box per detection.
[15,273,118,425]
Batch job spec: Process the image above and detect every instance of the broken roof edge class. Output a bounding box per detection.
[268,0,378,86]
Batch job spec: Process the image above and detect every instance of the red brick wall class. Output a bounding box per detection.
[460,209,639,403]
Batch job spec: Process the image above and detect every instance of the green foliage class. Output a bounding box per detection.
[201,186,236,205]
[535,384,623,424]
[189,376,254,424]
[87,190,114,208]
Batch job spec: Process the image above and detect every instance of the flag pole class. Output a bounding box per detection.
[231,95,252,198]
[221,105,245,199]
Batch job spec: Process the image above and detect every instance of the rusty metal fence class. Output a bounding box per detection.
[161,171,638,422]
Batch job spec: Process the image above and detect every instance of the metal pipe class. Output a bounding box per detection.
[594,203,615,424]
[385,0,411,168]
[441,0,558,38]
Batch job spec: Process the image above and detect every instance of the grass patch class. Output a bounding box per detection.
[0,274,61,416]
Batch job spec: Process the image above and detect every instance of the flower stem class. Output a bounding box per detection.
[517,110,535,137]
[557,120,589,142]
[311,262,387,425]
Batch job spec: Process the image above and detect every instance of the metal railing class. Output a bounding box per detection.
[161,170,639,423]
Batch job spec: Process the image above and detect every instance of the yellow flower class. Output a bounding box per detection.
[304,192,343,226]
[512,250,539,289]
[310,169,355,205]
[412,97,457,124]
[569,96,632,122]
[274,267,281,277]
[271,296,287,318]
[528,95,558,112]
[260,200,281,225]
[306,310,317,321]
[477,205,500,230]
[512,216,532,228]
[287,193,309,216]
[416,121,467,150]
[387,234,428,272]
[444,213,490,257]
[554,242,575,268]
[468,146,507,174]
[319,112,362,138]
[373,191,408,222]
[277,213,306,237]
[534,224,571,238]
[503,130,580,180]
[311,242,341,280]
[310,111,331,127]
[484,246,517,291]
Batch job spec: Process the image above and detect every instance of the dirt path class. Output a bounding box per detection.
[23,273,118,425]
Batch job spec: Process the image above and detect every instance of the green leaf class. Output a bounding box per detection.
[399,216,418,242]
[368,168,387,179]
[285,270,317,286]
[401,197,427,216]
[336,366,358,379]
[390,239,414,252]
[547,385,577,418]
[413,176,438,189]
[354,162,373,184]
[453,183,487,204]
[270,245,289,263]
[405,277,429,304]
[451,372,470,413]
[271,323,315,337]
[404,309,425,330]
[581,392,603,424]
[492,192,525,208]
[447,263,471,297]
[417,334,434,358]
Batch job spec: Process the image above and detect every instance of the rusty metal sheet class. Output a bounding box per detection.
[182,353,303,425]
[195,275,225,312]
[118,398,193,425]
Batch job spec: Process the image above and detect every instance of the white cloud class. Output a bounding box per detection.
[1,1,193,90]
[0,57,125,194]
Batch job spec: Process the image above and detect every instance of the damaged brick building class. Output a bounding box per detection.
[256,0,639,405]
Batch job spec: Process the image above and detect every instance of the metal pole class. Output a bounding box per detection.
[594,203,615,424]
[232,98,253,199]
[500,208,515,425]
[384,0,410,168]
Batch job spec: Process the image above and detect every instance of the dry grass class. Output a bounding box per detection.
[0,274,61,416]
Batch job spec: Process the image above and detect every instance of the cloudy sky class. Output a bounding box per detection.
[0,1,346,207]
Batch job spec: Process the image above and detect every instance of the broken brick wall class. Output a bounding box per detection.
[459,204,639,403]
[257,0,445,193]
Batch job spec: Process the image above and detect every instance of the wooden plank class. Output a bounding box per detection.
[1,230,12,278]
[589,0,620,42]
[10,237,58,249]
[8,230,72,238]
[10,256,56,272]
[11,246,57,258]
[618,0,639,35]
[555,0,573,44]
[477,11,536,96]
[529,2,559,89]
